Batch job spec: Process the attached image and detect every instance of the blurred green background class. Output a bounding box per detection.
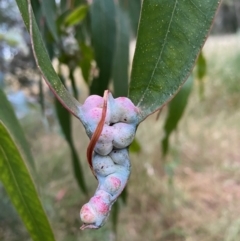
[0,0,240,240]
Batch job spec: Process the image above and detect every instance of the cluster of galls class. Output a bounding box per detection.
[79,92,139,230]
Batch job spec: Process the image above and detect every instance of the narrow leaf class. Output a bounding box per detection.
[112,6,130,97]
[16,0,82,119]
[38,77,45,116]
[74,0,86,5]
[69,68,79,99]
[196,51,207,80]
[161,75,193,156]
[30,0,42,26]
[196,51,207,98]
[0,89,35,170]
[79,42,94,84]
[64,5,88,27]
[54,81,88,194]
[60,0,68,12]
[0,121,55,241]
[90,0,117,95]
[120,187,128,204]
[111,200,120,233]
[120,0,141,35]
[112,188,127,232]
[129,0,220,120]
[41,0,58,42]
[129,138,141,153]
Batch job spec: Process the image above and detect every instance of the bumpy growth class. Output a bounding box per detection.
[79,91,139,230]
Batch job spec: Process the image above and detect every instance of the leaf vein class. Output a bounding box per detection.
[137,0,178,107]
[0,144,41,239]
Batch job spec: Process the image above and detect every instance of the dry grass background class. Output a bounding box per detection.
[1,34,240,241]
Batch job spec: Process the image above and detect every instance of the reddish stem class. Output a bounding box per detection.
[86,90,109,177]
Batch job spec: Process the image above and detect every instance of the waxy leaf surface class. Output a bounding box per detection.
[129,0,220,120]
[0,89,35,170]
[90,0,117,95]
[0,121,55,241]
[113,6,130,97]
[16,0,81,118]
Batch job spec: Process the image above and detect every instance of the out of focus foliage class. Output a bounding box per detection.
[0,0,239,240]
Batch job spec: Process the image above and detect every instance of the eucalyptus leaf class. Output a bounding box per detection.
[0,89,35,170]
[196,51,207,98]
[120,0,141,35]
[41,0,58,41]
[38,77,45,116]
[69,68,79,99]
[60,0,68,12]
[112,6,130,97]
[16,0,82,118]
[161,75,193,156]
[129,0,220,121]
[0,121,56,241]
[55,97,88,195]
[74,0,86,5]
[120,187,128,204]
[64,5,88,27]
[111,188,127,232]
[196,51,207,80]
[129,138,141,153]
[79,42,94,84]
[90,0,117,95]
[111,201,119,233]
[30,0,41,26]
[54,75,88,194]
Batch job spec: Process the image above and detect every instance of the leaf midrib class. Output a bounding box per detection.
[0,138,45,241]
[137,0,178,107]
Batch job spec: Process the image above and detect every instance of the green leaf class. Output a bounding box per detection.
[54,77,88,194]
[79,42,94,84]
[112,6,130,97]
[30,0,42,27]
[16,0,81,119]
[111,200,119,233]
[0,121,56,241]
[196,51,207,99]
[90,0,117,95]
[64,5,88,27]
[69,68,79,99]
[112,187,128,232]
[75,0,86,5]
[0,89,35,170]
[129,138,141,153]
[129,0,220,120]
[161,75,193,156]
[120,0,141,35]
[38,77,45,116]
[41,0,58,42]
[60,0,68,12]
[196,51,207,80]
[120,187,128,204]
